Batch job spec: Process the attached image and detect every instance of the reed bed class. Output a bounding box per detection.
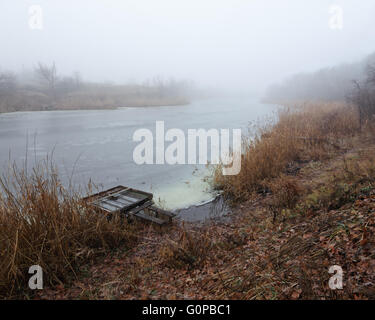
[213,102,360,201]
[0,159,136,298]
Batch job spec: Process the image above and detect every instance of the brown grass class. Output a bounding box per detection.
[58,86,189,109]
[0,159,137,298]
[0,85,189,114]
[158,227,213,270]
[268,175,303,222]
[299,147,375,213]
[213,102,360,202]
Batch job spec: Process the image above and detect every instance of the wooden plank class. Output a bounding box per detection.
[97,202,118,212]
[83,186,129,202]
[92,193,151,213]
[133,211,167,225]
[92,189,130,203]
[83,185,153,204]
[127,201,154,215]
[122,188,153,200]
[121,197,150,212]
[102,199,124,209]
[149,206,176,218]
[148,206,175,223]
[113,197,133,206]
[119,194,146,203]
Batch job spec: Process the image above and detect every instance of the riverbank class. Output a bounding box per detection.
[30,102,375,300]
[2,101,375,299]
[0,78,191,114]
[0,97,190,114]
[34,133,375,299]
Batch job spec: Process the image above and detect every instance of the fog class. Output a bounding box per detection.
[1,0,375,95]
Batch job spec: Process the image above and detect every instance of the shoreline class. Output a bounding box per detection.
[0,101,190,116]
[175,193,229,222]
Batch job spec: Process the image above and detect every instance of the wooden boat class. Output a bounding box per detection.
[83,185,175,226]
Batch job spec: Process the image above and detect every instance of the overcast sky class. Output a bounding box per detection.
[0,0,374,93]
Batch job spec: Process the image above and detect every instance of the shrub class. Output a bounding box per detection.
[268,175,303,222]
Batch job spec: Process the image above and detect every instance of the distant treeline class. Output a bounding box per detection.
[264,52,375,103]
[0,62,194,113]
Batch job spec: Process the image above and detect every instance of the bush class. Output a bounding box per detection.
[268,175,303,222]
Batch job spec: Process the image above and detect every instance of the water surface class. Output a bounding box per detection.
[0,97,275,218]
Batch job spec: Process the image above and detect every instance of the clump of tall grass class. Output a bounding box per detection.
[159,228,213,270]
[0,159,136,298]
[213,102,360,202]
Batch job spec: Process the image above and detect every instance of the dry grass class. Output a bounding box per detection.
[58,86,189,109]
[0,84,189,114]
[0,159,137,298]
[300,147,375,213]
[158,227,213,270]
[268,175,303,222]
[213,102,360,202]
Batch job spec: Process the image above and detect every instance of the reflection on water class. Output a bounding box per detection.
[0,97,276,219]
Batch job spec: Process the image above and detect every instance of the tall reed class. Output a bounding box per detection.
[213,102,360,201]
[0,158,136,298]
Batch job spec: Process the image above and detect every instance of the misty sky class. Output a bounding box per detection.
[1,0,375,93]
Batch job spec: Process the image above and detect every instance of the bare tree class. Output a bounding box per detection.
[349,64,375,130]
[35,62,58,99]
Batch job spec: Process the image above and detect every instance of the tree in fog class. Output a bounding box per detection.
[350,60,375,129]
[35,62,58,99]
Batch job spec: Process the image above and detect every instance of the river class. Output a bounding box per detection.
[0,97,276,220]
